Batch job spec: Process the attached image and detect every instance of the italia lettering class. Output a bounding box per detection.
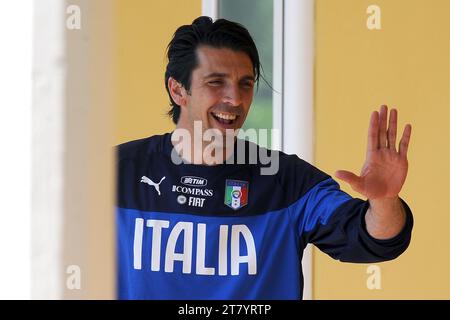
[133,218,257,276]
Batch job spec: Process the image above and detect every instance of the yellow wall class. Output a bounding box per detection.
[115,0,450,299]
[115,0,201,144]
[314,0,450,299]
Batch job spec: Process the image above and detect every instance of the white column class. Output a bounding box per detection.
[32,0,115,299]
[0,0,33,299]
[283,0,315,300]
[32,0,68,300]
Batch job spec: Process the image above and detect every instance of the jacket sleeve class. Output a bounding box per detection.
[291,178,414,263]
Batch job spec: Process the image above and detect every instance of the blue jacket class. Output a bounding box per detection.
[116,132,413,299]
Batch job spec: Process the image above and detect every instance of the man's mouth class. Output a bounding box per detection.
[211,112,239,125]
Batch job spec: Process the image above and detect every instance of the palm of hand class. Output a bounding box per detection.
[357,148,408,199]
[336,106,412,200]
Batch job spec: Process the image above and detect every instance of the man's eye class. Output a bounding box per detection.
[242,82,254,89]
[208,80,223,86]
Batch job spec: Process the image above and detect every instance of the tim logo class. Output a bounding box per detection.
[181,176,207,187]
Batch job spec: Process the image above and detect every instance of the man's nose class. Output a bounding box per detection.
[223,84,242,106]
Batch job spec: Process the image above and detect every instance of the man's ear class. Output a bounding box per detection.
[168,77,187,107]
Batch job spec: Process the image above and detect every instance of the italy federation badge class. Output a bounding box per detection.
[225,179,249,210]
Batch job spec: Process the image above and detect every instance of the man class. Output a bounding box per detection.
[116,16,413,299]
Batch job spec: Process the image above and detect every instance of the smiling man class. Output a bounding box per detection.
[167,45,256,166]
[170,46,254,132]
[116,16,414,300]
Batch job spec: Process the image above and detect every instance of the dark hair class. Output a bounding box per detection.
[165,16,261,124]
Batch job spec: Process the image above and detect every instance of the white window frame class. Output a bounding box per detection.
[280,0,315,300]
[202,0,219,20]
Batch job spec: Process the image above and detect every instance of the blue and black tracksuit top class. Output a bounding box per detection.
[117,132,413,299]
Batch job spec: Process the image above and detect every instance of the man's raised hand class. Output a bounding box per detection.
[335,105,412,200]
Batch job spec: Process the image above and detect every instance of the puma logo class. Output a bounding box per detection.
[140,176,166,196]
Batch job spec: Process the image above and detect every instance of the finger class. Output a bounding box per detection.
[379,105,388,148]
[399,124,412,158]
[387,108,398,151]
[367,111,379,153]
[335,170,363,193]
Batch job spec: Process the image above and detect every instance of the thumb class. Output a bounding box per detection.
[335,170,363,192]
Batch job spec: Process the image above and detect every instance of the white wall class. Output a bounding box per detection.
[0,0,33,299]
